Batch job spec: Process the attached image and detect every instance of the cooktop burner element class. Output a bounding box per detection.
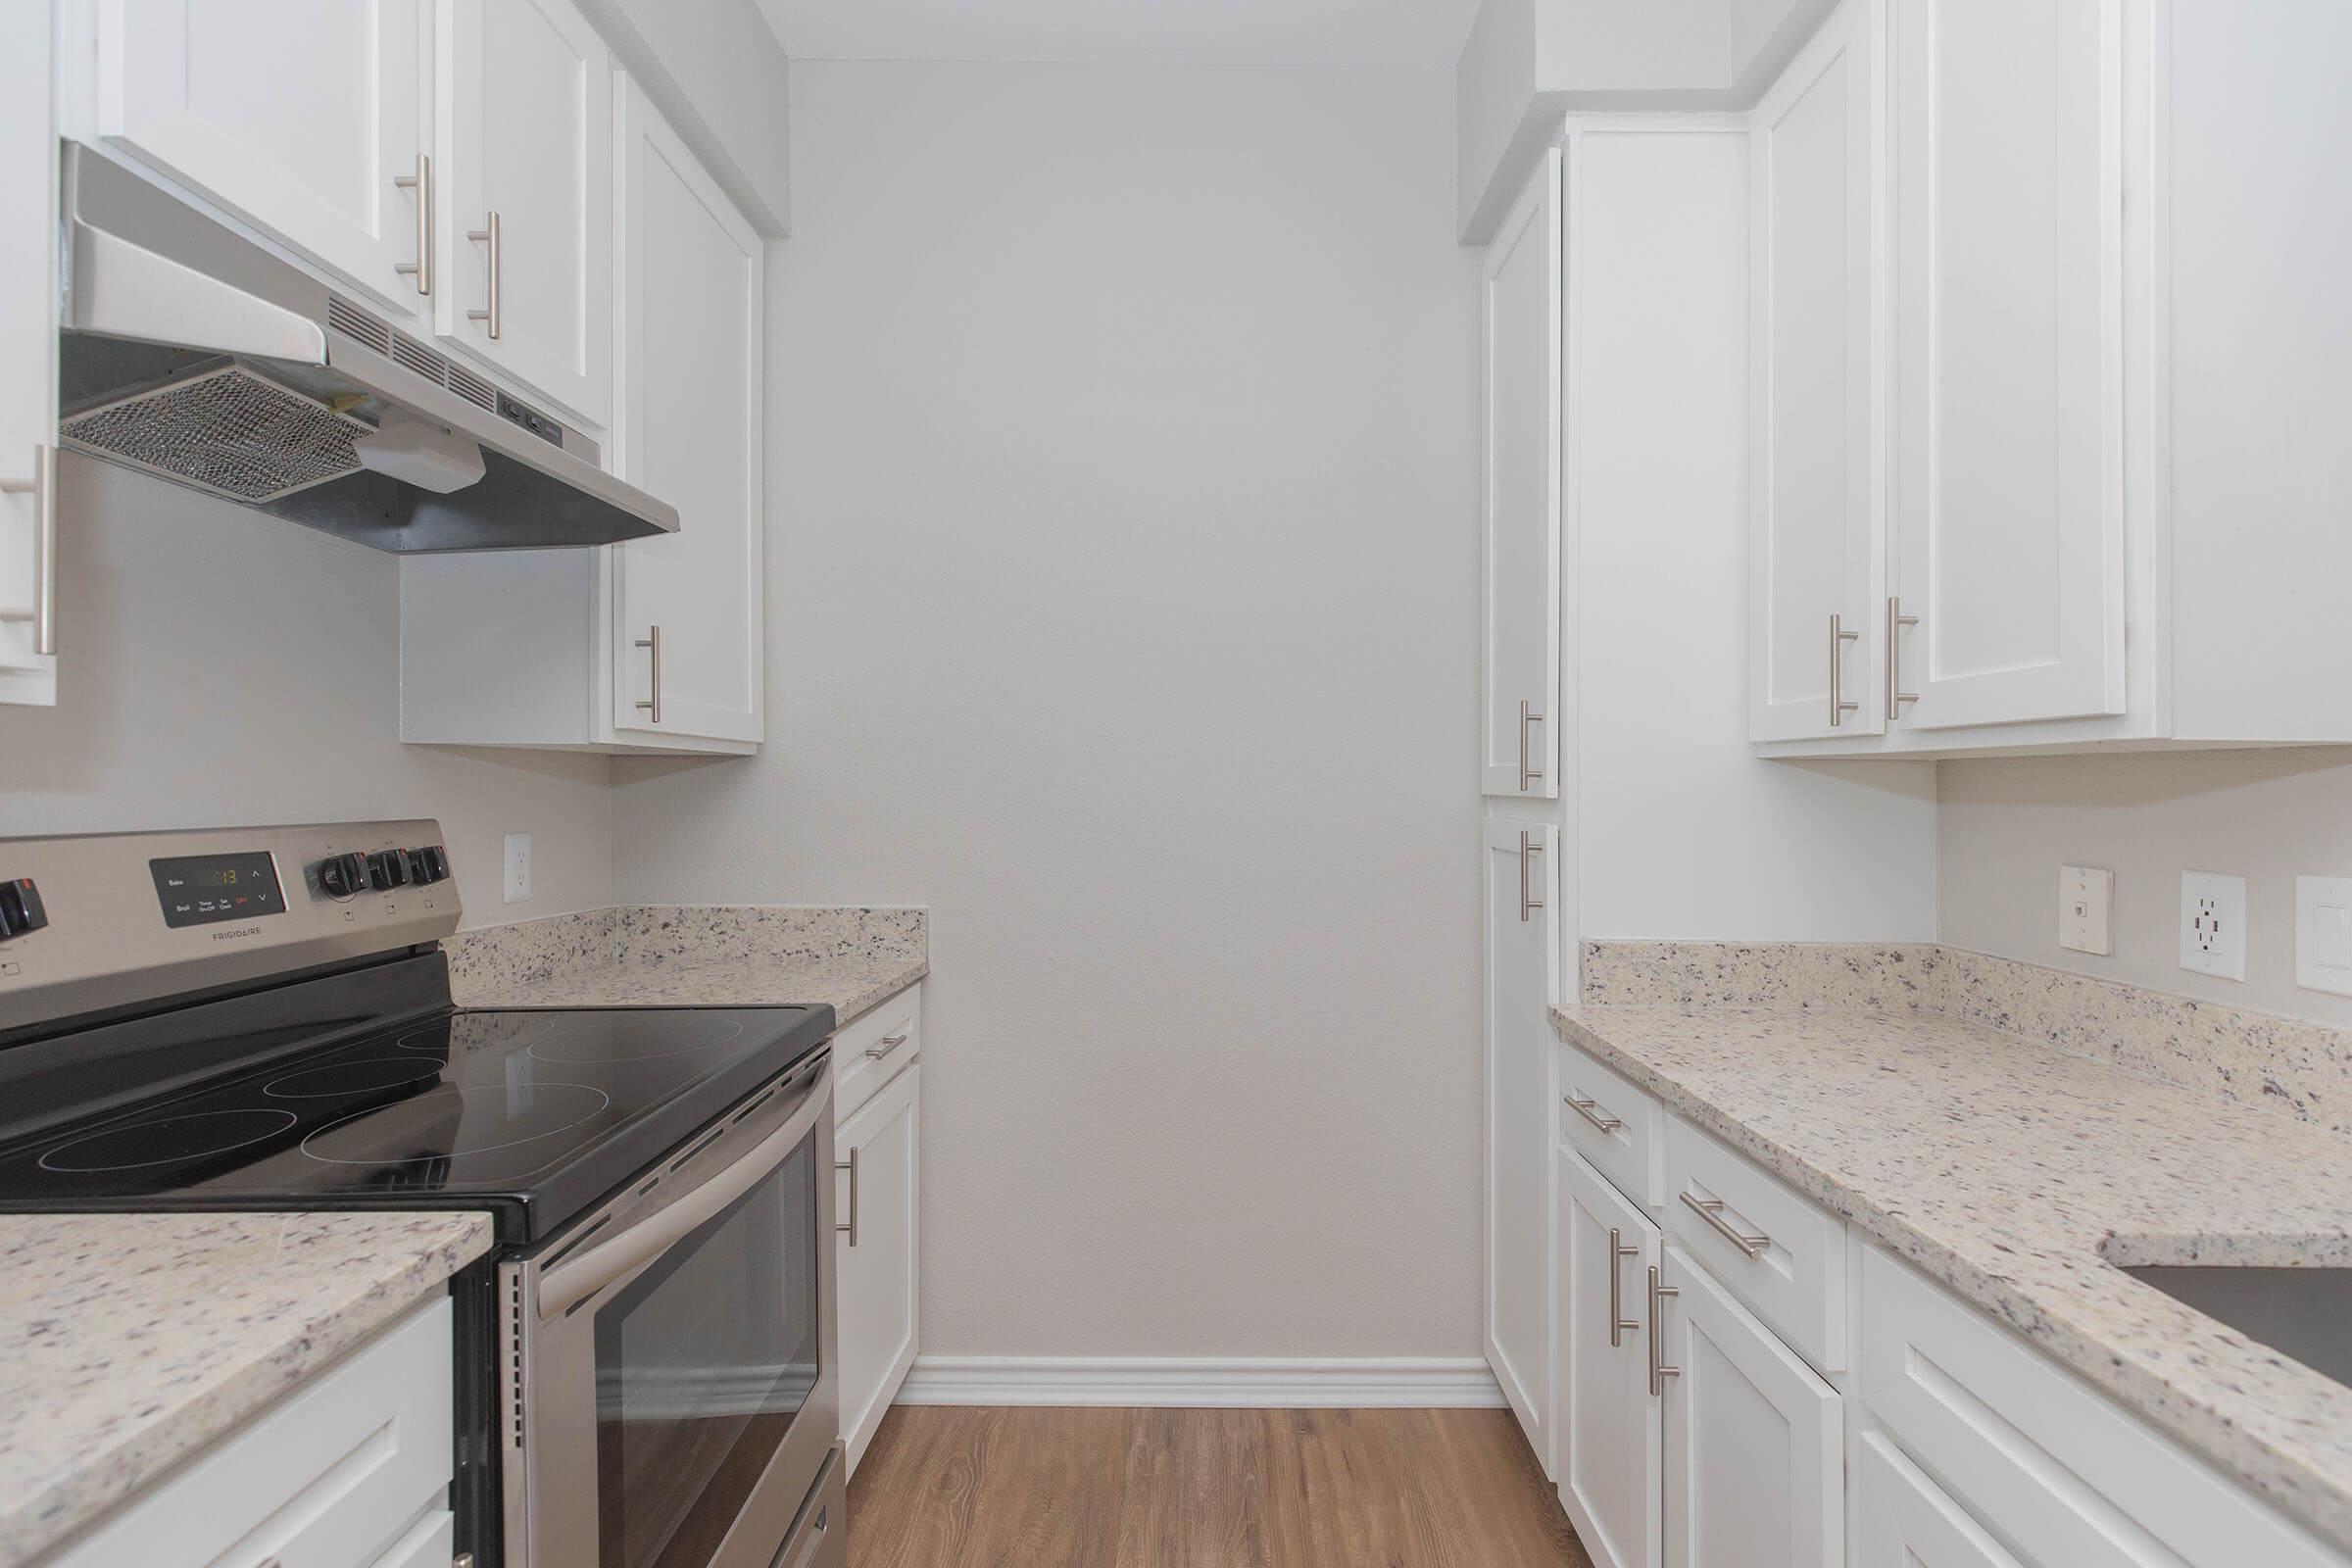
[300,1083,612,1166]
[38,1107,300,1173]
[0,1001,830,1241]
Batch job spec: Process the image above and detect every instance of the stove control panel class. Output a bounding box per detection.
[0,820,460,1034]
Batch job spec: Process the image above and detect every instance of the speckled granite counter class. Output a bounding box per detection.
[0,1211,491,1568]
[1552,990,2352,1548]
[445,906,927,1025]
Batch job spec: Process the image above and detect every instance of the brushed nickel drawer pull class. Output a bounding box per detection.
[864,1032,909,1059]
[1518,699,1545,790]
[1648,1265,1679,1396]
[1565,1096,1623,1136]
[1886,596,1918,720]
[634,625,662,724]
[835,1146,859,1247]
[1680,1191,1770,1259]
[1829,612,1860,727]
[466,210,501,339]
[1608,1227,1641,1348]
[393,152,432,295]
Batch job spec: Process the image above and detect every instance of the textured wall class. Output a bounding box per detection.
[612,60,1483,1357]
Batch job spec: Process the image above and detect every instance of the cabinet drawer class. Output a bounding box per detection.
[1859,1246,2345,1568]
[1856,1429,2023,1568]
[1557,1042,1661,1207]
[1661,1114,1845,1371]
[56,1297,454,1568]
[833,984,921,1125]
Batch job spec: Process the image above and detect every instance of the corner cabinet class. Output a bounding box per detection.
[1753,0,2352,757]
[400,73,763,756]
[1485,819,1559,1470]
[0,0,58,708]
[833,988,923,1477]
[1480,151,1562,800]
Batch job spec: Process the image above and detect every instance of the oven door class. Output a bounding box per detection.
[501,1053,840,1568]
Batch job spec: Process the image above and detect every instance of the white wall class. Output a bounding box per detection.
[611,61,1483,1359]
[1938,750,2352,1028]
[0,459,615,927]
[1567,125,1939,942]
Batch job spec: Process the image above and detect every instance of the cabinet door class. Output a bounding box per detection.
[1557,1149,1662,1568]
[95,0,433,324]
[440,0,612,424]
[1855,1432,2024,1568]
[610,79,764,745]
[0,0,57,708]
[1748,0,1884,742]
[1661,1248,1841,1568]
[1486,819,1559,1470]
[1482,150,1562,799]
[1889,0,2126,730]
[837,1063,919,1477]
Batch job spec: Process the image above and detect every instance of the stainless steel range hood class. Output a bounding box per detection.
[57,145,678,551]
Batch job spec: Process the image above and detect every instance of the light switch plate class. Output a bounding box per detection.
[2296,875,2352,997]
[503,832,532,906]
[2180,870,2246,982]
[2059,865,2113,956]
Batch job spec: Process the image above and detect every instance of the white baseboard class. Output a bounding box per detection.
[895,1356,1505,1409]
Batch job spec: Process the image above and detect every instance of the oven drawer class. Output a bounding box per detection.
[1661,1113,1846,1372]
[834,983,921,1124]
[52,1297,453,1568]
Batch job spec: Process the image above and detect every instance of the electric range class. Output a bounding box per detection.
[0,821,851,1568]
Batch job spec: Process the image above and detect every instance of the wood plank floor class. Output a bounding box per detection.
[846,1405,1596,1568]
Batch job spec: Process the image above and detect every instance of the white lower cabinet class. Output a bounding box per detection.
[54,1298,455,1568]
[1486,818,1560,1471]
[1659,1247,1842,1568]
[835,1047,920,1477]
[1855,1431,2023,1568]
[1556,1148,1661,1568]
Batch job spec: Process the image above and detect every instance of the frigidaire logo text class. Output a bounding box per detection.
[210,926,264,942]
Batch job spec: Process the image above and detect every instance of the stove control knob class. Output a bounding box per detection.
[406,845,450,885]
[317,853,368,898]
[0,877,46,939]
[367,850,413,891]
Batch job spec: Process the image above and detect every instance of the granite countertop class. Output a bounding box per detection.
[445,906,928,1025]
[1552,999,2352,1549]
[0,1211,491,1568]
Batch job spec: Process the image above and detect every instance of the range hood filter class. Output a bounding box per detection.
[61,364,370,505]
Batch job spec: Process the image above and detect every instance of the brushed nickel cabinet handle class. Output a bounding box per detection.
[835,1146,859,1247]
[0,445,56,655]
[1607,1227,1641,1348]
[466,211,501,338]
[1829,612,1860,727]
[1565,1096,1622,1136]
[1680,1190,1771,1259]
[393,152,432,295]
[1517,699,1545,790]
[633,625,662,724]
[864,1032,909,1059]
[1648,1264,1680,1396]
[1886,596,1919,720]
[1518,831,1544,922]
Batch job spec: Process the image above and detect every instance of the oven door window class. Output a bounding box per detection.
[593,1133,819,1568]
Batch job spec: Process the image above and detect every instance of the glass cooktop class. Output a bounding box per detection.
[0,1005,829,1243]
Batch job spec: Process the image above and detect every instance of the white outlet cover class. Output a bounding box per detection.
[2296,875,2352,998]
[2179,870,2246,982]
[2059,865,2113,956]
[503,832,533,906]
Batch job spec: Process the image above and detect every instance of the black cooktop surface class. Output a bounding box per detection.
[0,1004,830,1243]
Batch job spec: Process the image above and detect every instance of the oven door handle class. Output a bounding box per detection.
[535,1067,830,1322]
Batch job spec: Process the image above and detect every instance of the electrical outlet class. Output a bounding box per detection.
[2059,865,2113,956]
[2179,870,2246,982]
[502,832,532,906]
[2296,875,2352,998]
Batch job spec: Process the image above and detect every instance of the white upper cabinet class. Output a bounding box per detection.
[0,0,58,709]
[1888,0,2125,731]
[1481,151,1562,799]
[610,77,763,745]
[1485,818,1559,1472]
[90,0,435,327]
[438,0,613,426]
[1748,0,1883,743]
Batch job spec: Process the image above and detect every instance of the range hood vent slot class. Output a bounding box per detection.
[59,364,369,503]
[324,293,390,355]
